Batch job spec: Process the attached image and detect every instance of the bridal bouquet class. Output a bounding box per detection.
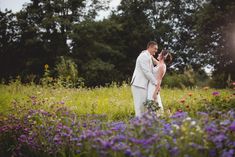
[143,100,161,112]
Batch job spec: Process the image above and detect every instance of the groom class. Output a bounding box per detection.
[131,41,158,117]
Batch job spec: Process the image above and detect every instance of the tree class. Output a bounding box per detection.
[0,10,21,79]
[71,19,125,86]
[145,0,205,71]
[193,0,235,87]
[110,0,205,75]
[109,0,156,78]
[0,0,109,83]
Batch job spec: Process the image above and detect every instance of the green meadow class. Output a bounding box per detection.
[1,82,235,157]
[1,82,234,121]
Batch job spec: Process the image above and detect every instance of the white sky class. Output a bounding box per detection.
[0,0,121,20]
[0,0,31,12]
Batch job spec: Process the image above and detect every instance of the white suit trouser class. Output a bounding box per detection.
[131,85,147,117]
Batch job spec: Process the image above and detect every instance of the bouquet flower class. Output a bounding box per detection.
[143,100,161,112]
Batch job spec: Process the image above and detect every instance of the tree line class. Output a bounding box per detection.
[0,0,235,87]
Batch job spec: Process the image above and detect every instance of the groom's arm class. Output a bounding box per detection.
[139,53,157,85]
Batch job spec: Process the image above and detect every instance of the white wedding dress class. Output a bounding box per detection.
[147,64,166,113]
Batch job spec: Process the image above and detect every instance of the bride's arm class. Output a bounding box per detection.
[152,66,165,100]
[152,56,159,65]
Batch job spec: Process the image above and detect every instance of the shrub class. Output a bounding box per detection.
[162,68,209,88]
[54,56,84,88]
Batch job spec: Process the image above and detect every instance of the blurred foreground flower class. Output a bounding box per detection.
[229,121,235,131]
[212,91,220,96]
[180,98,186,104]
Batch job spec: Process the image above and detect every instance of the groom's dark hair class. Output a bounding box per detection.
[147,41,158,48]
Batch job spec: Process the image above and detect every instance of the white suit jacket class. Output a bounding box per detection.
[131,50,157,89]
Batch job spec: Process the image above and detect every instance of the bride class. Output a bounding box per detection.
[147,49,172,114]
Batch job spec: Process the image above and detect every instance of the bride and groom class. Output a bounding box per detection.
[131,41,172,117]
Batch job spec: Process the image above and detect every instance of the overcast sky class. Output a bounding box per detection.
[0,0,121,20]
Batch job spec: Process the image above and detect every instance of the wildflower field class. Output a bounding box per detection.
[0,82,235,157]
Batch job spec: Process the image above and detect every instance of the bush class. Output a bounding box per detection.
[40,56,84,88]
[54,56,84,88]
[209,72,233,88]
[162,68,210,88]
[162,69,196,88]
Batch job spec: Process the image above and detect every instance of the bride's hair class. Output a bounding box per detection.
[162,49,172,64]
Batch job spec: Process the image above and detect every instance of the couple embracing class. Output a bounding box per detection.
[131,41,172,117]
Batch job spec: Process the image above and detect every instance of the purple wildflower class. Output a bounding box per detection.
[197,111,208,117]
[212,134,227,149]
[205,122,217,134]
[112,135,126,142]
[125,149,132,156]
[60,101,65,104]
[212,91,220,96]
[229,121,235,131]
[209,149,217,157]
[220,120,230,126]
[18,134,27,143]
[222,149,234,157]
[110,121,126,132]
[112,142,128,151]
[100,140,112,149]
[170,111,188,119]
[170,146,179,156]
[163,123,172,134]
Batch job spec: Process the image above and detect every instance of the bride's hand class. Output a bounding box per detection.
[152,92,158,101]
[152,56,159,65]
[158,87,161,92]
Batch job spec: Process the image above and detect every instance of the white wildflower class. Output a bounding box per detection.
[172,124,180,130]
[190,121,196,126]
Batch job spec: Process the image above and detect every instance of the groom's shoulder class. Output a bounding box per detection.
[139,50,150,60]
[139,50,148,57]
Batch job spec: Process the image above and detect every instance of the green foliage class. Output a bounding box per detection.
[0,0,110,86]
[54,56,84,88]
[40,64,54,87]
[71,19,126,86]
[162,67,209,88]
[198,93,235,114]
[40,58,84,88]
[209,73,227,88]
[193,0,235,84]
[209,72,234,89]
[146,0,204,71]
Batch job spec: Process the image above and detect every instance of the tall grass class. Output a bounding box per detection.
[1,82,234,120]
